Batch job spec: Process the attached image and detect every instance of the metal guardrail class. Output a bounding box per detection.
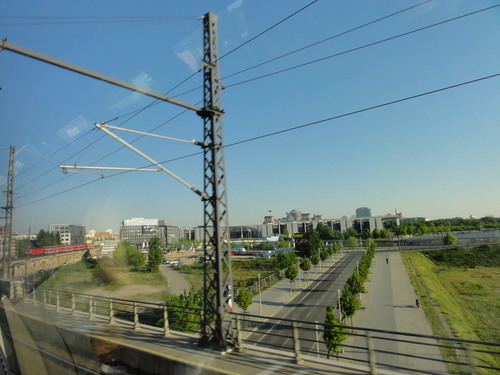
[230,312,500,375]
[16,287,500,374]
[26,288,203,335]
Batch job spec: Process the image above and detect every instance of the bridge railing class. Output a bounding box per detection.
[230,312,500,375]
[18,287,500,374]
[27,287,203,335]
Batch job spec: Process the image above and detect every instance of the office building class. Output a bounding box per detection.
[356,207,372,218]
[48,224,86,245]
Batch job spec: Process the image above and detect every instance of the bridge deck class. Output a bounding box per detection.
[10,299,376,375]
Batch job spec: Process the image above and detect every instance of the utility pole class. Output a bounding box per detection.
[198,12,233,351]
[2,146,15,279]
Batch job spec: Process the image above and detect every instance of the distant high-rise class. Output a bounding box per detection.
[356,207,372,218]
[49,224,86,245]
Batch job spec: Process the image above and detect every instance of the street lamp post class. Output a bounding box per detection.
[337,289,342,322]
[258,273,262,320]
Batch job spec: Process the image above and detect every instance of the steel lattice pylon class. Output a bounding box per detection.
[198,13,233,351]
[1,146,15,278]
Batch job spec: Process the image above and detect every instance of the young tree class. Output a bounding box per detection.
[320,249,329,261]
[444,232,458,245]
[234,287,253,312]
[285,265,298,282]
[344,227,358,239]
[323,306,346,359]
[35,229,61,248]
[114,241,145,268]
[340,288,361,325]
[364,238,376,250]
[148,236,163,272]
[276,252,297,270]
[361,228,372,239]
[303,229,323,258]
[300,257,311,272]
[310,253,320,266]
[347,236,358,249]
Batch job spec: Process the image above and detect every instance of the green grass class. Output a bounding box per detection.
[176,258,279,290]
[41,262,167,293]
[402,252,500,374]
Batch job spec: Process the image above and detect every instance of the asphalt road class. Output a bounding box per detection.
[245,251,365,355]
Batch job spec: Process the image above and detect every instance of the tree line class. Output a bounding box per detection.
[385,216,500,236]
[323,242,376,358]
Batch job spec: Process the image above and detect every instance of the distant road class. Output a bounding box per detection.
[246,251,364,353]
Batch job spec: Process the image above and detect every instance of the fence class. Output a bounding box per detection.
[11,287,500,374]
[27,288,203,335]
[231,312,500,375]
[239,258,333,298]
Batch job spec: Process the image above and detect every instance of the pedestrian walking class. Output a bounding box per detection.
[386,258,388,264]
[416,298,420,308]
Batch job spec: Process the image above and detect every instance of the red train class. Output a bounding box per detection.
[28,243,92,255]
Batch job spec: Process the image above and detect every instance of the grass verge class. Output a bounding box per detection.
[402,252,500,374]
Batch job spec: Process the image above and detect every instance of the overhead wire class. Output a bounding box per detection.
[217,0,319,62]
[222,0,433,81]
[15,104,196,201]
[0,16,196,27]
[15,71,500,209]
[12,2,499,205]
[159,0,487,99]
[11,0,322,192]
[224,3,500,89]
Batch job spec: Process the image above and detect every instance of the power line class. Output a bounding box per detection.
[0,16,196,27]
[15,71,500,209]
[224,4,500,89]
[15,129,95,179]
[217,0,319,62]
[11,1,321,184]
[166,2,491,99]
[222,0,433,81]
[15,104,197,200]
[10,3,498,203]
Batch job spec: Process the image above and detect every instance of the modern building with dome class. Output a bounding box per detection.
[120,209,402,244]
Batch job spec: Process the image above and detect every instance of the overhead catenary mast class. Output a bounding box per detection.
[2,146,16,278]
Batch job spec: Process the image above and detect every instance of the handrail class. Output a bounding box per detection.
[230,311,500,374]
[18,286,500,374]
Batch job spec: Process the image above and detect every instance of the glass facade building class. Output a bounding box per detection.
[48,224,86,245]
[119,218,180,250]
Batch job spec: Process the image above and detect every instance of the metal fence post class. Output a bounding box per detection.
[109,299,114,323]
[88,295,93,319]
[133,302,139,330]
[466,345,478,375]
[292,322,303,364]
[163,305,169,336]
[236,315,244,352]
[72,293,76,315]
[56,290,60,311]
[366,332,377,375]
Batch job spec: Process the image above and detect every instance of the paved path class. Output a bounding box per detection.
[235,250,448,374]
[159,263,191,295]
[347,251,447,374]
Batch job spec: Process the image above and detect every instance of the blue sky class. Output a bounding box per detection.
[1,0,499,234]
